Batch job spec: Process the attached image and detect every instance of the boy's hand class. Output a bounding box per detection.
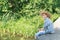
[38,28,44,31]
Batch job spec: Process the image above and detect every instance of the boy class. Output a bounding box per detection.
[35,11,54,39]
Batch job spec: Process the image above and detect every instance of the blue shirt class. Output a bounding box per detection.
[44,18,54,33]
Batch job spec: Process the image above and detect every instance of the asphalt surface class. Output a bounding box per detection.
[37,28,60,40]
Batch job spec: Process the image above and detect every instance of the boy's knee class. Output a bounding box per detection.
[35,33,41,38]
[35,33,39,38]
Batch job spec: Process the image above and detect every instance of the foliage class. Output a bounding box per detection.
[0,0,60,40]
[0,0,60,20]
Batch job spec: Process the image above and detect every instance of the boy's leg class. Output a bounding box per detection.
[35,31,45,39]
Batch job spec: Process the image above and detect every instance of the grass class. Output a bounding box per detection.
[0,13,59,40]
[0,15,44,40]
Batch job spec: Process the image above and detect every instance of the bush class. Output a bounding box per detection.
[0,0,60,40]
[0,15,44,40]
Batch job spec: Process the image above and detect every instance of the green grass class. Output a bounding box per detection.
[0,13,59,40]
[0,15,44,40]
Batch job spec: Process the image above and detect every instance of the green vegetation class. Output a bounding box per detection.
[0,0,60,40]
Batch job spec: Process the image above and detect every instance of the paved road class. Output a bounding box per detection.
[38,17,60,40]
[36,17,60,40]
[38,28,60,40]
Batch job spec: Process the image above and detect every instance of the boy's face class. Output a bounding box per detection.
[42,14,47,19]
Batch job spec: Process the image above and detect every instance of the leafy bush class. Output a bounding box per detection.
[51,13,59,22]
[0,0,60,40]
[0,16,44,40]
[0,0,60,20]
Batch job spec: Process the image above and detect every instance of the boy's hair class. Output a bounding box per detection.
[40,11,51,18]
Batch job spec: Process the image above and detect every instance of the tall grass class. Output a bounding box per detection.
[0,13,59,40]
[0,15,44,40]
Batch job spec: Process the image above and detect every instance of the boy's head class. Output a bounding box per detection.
[40,11,51,19]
